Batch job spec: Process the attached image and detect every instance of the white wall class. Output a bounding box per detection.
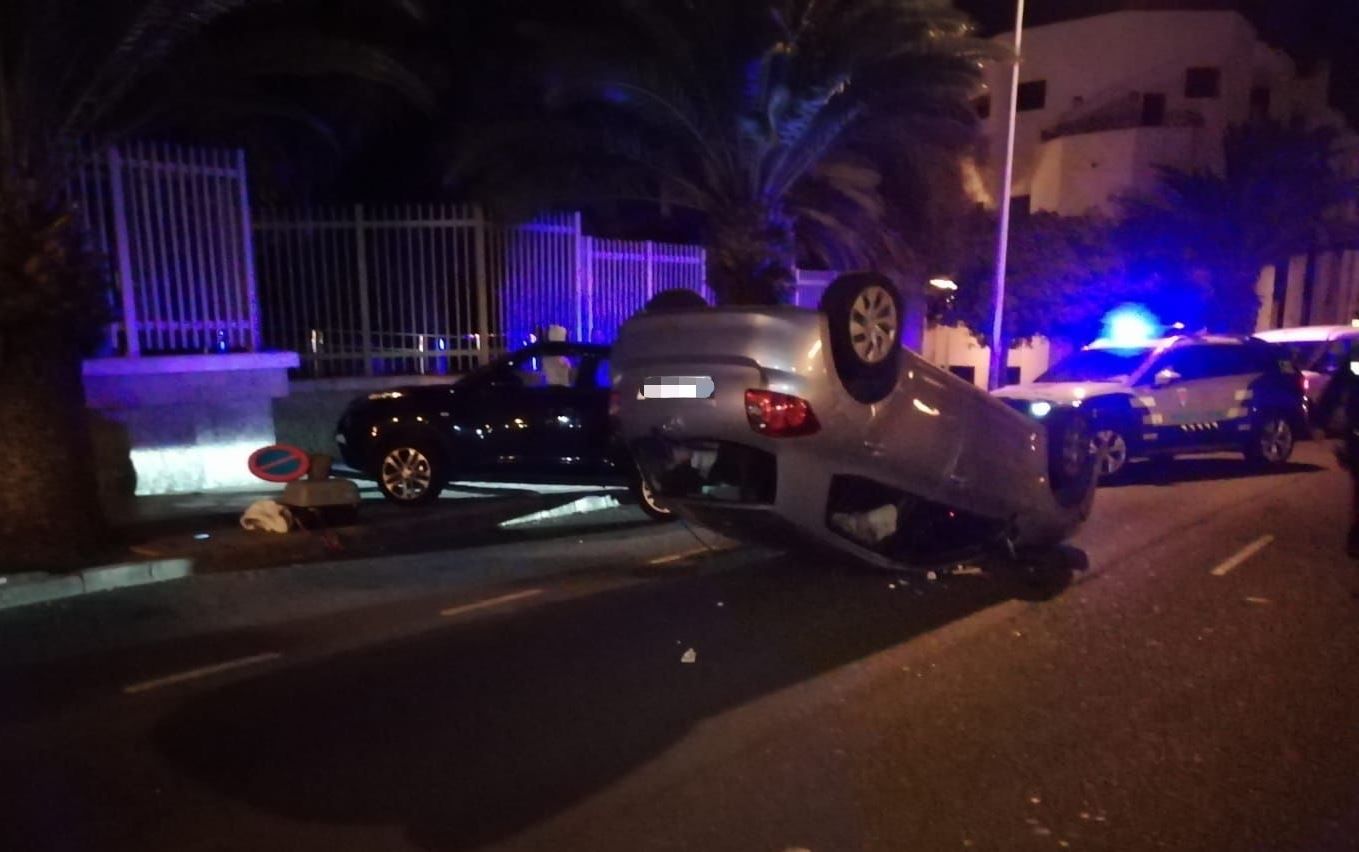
[921,324,1056,389]
[980,10,1289,202]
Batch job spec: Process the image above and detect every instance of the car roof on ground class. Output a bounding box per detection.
[1255,325,1359,343]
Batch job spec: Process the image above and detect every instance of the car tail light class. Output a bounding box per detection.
[745,389,819,437]
[609,390,621,417]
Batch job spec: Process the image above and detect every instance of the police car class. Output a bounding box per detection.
[993,335,1308,478]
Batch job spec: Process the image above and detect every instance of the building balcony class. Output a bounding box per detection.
[1042,103,1204,142]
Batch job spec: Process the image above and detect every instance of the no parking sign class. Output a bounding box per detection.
[248,445,311,483]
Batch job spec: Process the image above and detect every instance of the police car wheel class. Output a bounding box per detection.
[1090,428,1129,478]
[1245,415,1294,465]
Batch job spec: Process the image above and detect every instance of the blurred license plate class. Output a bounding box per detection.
[642,377,715,399]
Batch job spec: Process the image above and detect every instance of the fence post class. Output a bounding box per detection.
[644,240,655,301]
[473,205,492,364]
[575,213,591,342]
[235,149,262,352]
[105,146,141,356]
[355,204,374,376]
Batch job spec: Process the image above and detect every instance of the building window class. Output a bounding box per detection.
[973,94,991,119]
[1184,67,1220,99]
[1016,80,1046,112]
[1141,93,1166,126]
[1250,85,1271,120]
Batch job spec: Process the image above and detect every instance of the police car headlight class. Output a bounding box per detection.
[1029,401,1053,418]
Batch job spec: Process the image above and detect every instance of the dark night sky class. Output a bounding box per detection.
[953,0,1359,124]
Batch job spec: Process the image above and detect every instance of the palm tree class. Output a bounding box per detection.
[452,0,990,305]
[1121,121,1359,333]
[0,0,433,569]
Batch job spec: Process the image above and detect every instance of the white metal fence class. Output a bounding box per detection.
[70,141,259,356]
[254,204,711,377]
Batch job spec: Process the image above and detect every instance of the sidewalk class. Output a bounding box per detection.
[1,481,629,611]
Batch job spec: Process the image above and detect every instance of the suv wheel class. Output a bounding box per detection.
[819,272,903,404]
[1245,414,1294,465]
[1091,428,1129,478]
[377,442,446,506]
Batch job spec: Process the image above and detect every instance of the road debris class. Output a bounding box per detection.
[926,571,938,582]
[681,648,697,664]
[1245,596,1272,605]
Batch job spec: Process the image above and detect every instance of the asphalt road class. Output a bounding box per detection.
[3,442,1359,852]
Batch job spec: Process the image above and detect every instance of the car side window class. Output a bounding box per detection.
[504,351,581,389]
[1145,348,1206,383]
[1316,339,1353,375]
[1199,346,1254,378]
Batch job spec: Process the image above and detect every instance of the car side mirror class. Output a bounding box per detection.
[1153,368,1181,387]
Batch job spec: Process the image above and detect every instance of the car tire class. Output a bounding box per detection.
[818,272,903,404]
[630,462,675,522]
[645,288,709,312]
[1090,427,1131,479]
[375,440,446,506]
[1046,409,1097,508]
[1244,412,1294,466]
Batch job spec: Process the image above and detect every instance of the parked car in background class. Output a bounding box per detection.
[612,275,1098,584]
[994,335,1308,478]
[1254,324,1359,407]
[335,342,672,519]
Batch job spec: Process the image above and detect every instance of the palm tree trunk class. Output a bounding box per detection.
[705,203,796,305]
[0,328,108,570]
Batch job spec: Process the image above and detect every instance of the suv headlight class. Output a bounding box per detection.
[1028,401,1053,418]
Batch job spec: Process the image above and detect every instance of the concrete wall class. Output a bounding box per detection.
[84,353,299,504]
[1031,124,1207,215]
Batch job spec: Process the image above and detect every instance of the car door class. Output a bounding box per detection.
[494,347,598,475]
[1137,346,1215,450]
[573,352,619,475]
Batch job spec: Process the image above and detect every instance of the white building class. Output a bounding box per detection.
[925,8,1359,387]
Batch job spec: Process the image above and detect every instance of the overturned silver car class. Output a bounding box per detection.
[612,274,1098,583]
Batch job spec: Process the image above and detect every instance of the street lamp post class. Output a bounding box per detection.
[988,0,1025,390]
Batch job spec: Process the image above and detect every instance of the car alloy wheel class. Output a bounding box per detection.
[849,284,900,365]
[631,462,674,522]
[1256,417,1293,463]
[381,446,434,502]
[1091,429,1128,477]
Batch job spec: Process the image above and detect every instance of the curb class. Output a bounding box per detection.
[0,559,193,612]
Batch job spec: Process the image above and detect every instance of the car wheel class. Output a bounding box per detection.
[645,288,709,312]
[1245,414,1294,465]
[630,462,675,522]
[1090,428,1129,478]
[376,442,446,506]
[818,272,903,404]
[1046,410,1097,507]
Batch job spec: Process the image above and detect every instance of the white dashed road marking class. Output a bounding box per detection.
[439,588,543,618]
[123,652,283,695]
[1210,535,1275,577]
